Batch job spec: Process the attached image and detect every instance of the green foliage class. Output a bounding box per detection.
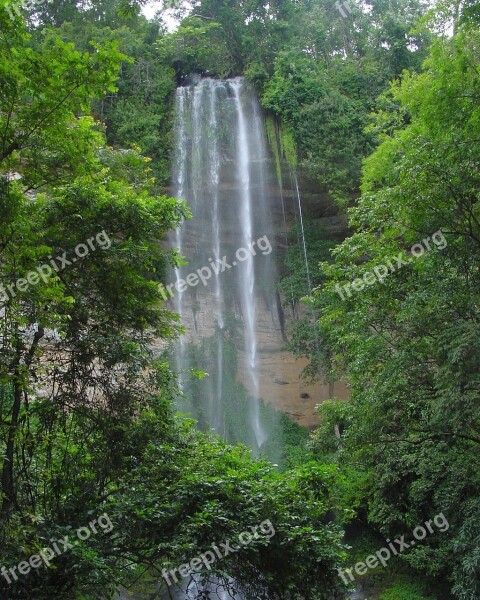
[262,51,377,203]
[0,393,348,598]
[279,220,334,304]
[379,580,436,600]
[265,114,283,185]
[0,14,123,184]
[158,17,235,78]
[311,398,353,456]
[0,13,187,598]
[280,123,298,170]
[265,114,298,176]
[39,10,178,185]
[109,422,349,600]
[99,24,177,185]
[278,220,338,381]
[307,26,480,600]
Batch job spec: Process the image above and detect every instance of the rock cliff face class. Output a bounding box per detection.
[165,77,348,438]
[164,159,348,430]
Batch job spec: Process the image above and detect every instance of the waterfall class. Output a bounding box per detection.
[168,77,279,456]
[291,171,312,295]
[231,79,262,448]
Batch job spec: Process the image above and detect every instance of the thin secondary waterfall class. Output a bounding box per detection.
[169,77,280,456]
[291,171,312,295]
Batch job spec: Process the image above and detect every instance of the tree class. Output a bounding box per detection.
[310,27,480,597]
[0,9,186,521]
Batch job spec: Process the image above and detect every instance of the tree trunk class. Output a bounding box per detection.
[1,372,22,518]
[0,325,44,520]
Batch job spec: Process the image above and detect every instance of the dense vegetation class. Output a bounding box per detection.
[0,0,479,598]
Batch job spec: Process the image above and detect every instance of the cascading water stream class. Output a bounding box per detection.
[168,77,278,454]
[291,171,312,295]
[231,79,262,449]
